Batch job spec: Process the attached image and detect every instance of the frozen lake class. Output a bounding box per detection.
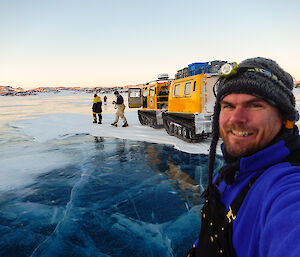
[0,92,226,257]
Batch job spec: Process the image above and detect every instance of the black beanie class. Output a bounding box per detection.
[206,57,299,189]
[216,57,298,121]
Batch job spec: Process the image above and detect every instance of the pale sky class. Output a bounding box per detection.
[1,0,299,89]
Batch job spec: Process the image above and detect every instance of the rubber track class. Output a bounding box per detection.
[162,113,210,142]
[138,110,163,129]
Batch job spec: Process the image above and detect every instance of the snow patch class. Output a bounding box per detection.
[10,111,216,155]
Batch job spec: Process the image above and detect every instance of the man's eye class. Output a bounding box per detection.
[251,103,263,108]
[222,104,234,109]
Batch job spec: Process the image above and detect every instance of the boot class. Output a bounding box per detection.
[122,121,128,127]
[93,120,97,124]
[111,122,117,127]
[98,120,102,124]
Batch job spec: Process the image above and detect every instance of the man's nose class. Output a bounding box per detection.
[230,106,248,123]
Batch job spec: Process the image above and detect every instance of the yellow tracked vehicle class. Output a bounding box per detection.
[128,74,172,128]
[128,61,226,142]
[162,73,218,142]
[162,61,225,142]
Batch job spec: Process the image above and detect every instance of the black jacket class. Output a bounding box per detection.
[92,96,102,113]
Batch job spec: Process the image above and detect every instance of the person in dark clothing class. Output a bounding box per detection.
[187,57,300,257]
[103,95,107,105]
[92,94,102,124]
[111,91,128,127]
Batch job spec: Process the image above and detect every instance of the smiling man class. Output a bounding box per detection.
[219,94,284,157]
[187,57,300,257]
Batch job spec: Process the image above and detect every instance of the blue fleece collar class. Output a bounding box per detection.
[221,139,291,178]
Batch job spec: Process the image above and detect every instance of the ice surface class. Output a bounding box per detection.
[0,136,224,257]
[10,111,216,155]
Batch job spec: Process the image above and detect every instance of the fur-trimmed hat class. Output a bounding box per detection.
[206,57,299,189]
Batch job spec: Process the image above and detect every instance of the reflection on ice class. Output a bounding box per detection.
[0,135,223,257]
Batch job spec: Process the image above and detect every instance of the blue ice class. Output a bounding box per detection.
[0,135,223,257]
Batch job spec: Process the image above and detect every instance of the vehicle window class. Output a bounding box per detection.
[193,81,196,91]
[184,82,191,95]
[174,84,180,96]
[150,86,155,97]
[129,89,141,97]
[143,89,148,97]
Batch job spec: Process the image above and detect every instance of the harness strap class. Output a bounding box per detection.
[284,134,300,165]
[228,175,259,221]
[286,149,300,165]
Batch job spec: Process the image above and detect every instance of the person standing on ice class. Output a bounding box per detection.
[92,94,102,124]
[111,91,128,127]
[186,57,300,257]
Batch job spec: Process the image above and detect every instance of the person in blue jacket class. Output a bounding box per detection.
[187,57,300,257]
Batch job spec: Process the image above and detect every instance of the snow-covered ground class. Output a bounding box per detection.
[11,111,214,155]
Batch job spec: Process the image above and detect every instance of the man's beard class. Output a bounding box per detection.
[224,142,258,158]
[221,124,258,158]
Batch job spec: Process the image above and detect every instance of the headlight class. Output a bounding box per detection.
[218,62,239,77]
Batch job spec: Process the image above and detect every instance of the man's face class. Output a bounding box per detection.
[219,94,284,157]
